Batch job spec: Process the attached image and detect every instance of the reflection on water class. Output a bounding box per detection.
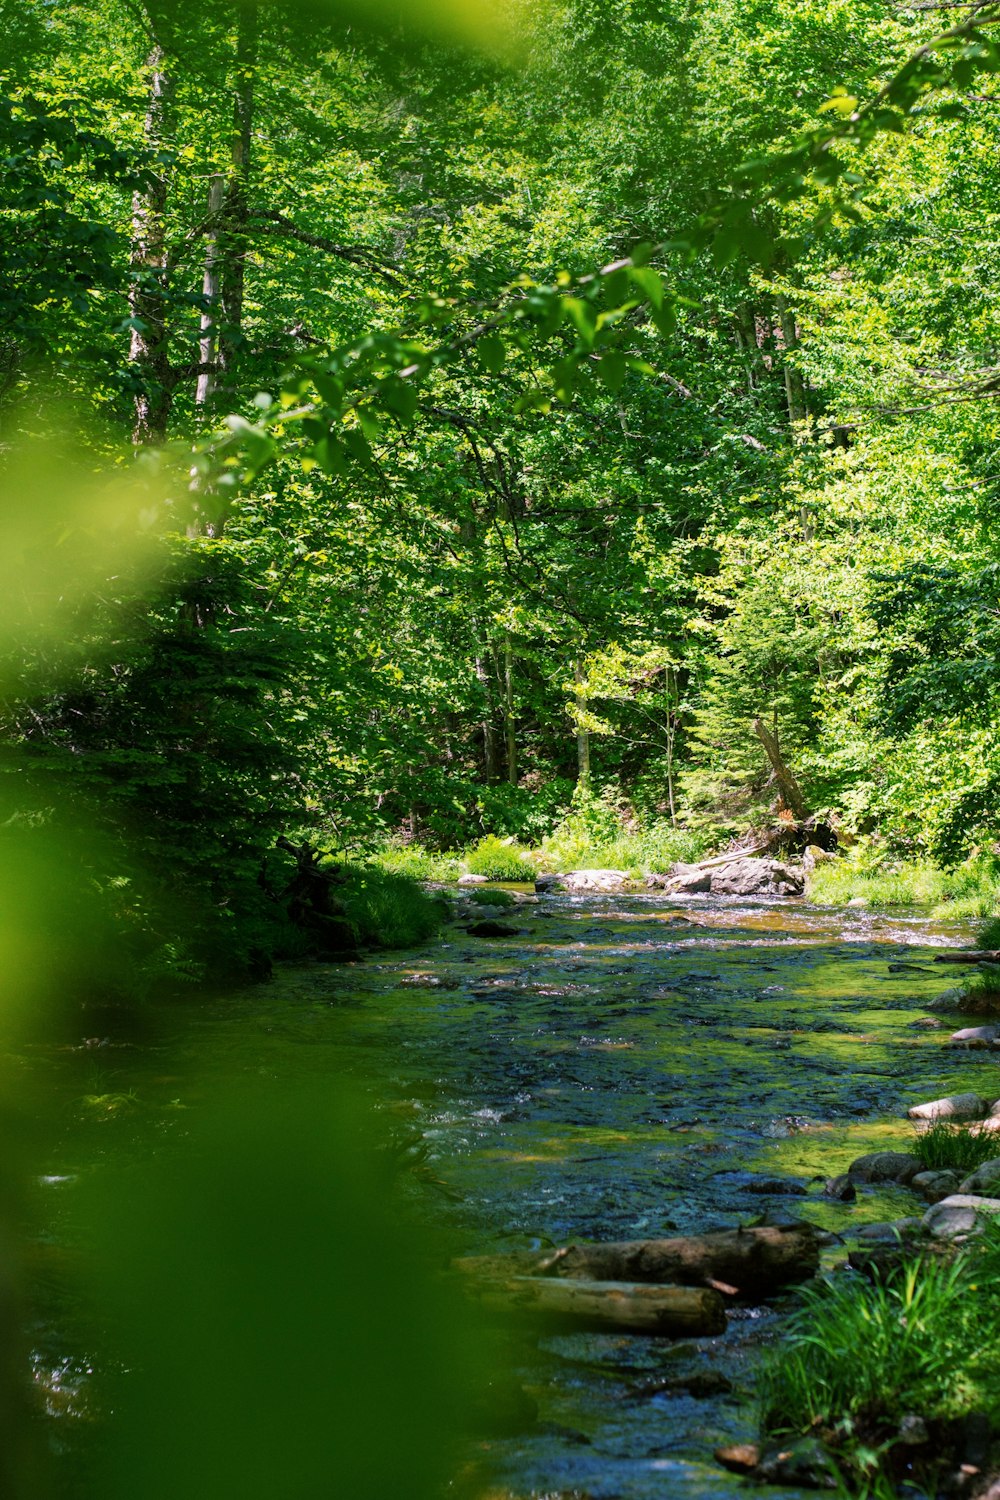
[31,892,985,1499]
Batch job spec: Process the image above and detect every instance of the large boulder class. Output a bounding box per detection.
[847,1151,922,1185]
[664,863,712,894]
[708,858,804,897]
[907,1093,989,1122]
[958,1158,1000,1194]
[535,869,629,894]
[910,1170,961,1204]
[923,1194,1000,1239]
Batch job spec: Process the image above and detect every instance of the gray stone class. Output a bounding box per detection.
[897,1414,929,1447]
[802,844,832,873]
[458,873,488,885]
[907,1092,989,1122]
[466,920,521,938]
[852,1217,925,1242]
[910,1170,961,1203]
[949,1024,1000,1046]
[666,863,712,894]
[708,858,804,897]
[847,1151,922,1185]
[957,1158,1000,1194]
[922,1193,1000,1239]
[535,869,628,894]
[926,987,969,1011]
[822,1173,857,1202]
[847,896,868,908]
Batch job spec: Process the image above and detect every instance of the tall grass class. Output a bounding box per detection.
[464,835,535,882]
[534,795,713,875]
[914,1121,1000,1174]
[369,843,462,882]
[340,867,447,948]
[760,1231,1000,1485]
[807,845,1000,914]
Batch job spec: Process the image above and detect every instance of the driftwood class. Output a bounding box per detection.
[464,1276,726,1336]
[934,951,1000,965]
[457,1222,819,1301]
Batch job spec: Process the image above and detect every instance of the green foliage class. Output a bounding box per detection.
[464,836,535,882]
[369,844,462,882]
[339,867,446,949]
[914,1122,1000,1176]
[465,885,515,908]
[535,792,713,874]
[760,1236,1000,1485]
[807,846,1000,911]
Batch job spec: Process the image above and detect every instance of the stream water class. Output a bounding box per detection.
[32,887,992,1498]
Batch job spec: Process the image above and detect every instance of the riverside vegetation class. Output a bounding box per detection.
[8,0,1000,1495]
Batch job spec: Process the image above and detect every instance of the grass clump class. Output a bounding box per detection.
[464,835,534,882]
[914,1121,1000,1175]
[807,844,1000,912]
[533,792,712,874]
[340,867,446,949]
[760,1236,1000,1489]
[369,843,461,881]
[465,886,516,908]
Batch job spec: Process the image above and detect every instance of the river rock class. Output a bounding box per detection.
[969,1116,1000,1136]
[709,858,804,897]
[822,1173,856,1202]
[923,1193,1000,1238]
[907,1093,989,1122]
[852,1217,925,1242]
[757,1437,836,1488]
[802,844,832,873]
[847,1151,922,1185]
[910,1170,961,1203]
[458,873,489,885]
[926,987,970,1011]
[666,863,712,894]
[534,869,628,894]
[949,1024,1000,1046]
[466,920,521,938]
[958,1158,1000,1193]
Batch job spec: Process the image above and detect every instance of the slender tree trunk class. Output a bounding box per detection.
[219,2,257,377]
[664,666,677,827]
[574,660,591,791]
[129,44,175,444]
[753,716,807,821]
[775,292,807,428]
[475,654,499,783]
[503,638,517,786]
[195,172,225,407]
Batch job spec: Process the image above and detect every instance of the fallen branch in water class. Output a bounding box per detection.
[934,951,1000,964]
[462,1276,726,1336]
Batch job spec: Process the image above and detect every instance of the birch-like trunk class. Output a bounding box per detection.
[129,44,175,444]
[219,2,257,377]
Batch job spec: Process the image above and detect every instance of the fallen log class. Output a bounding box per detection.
[934,951,1000,965]
[456,1222,819,1300]
[464,1276,726,1336]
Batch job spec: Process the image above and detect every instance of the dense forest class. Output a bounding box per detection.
[7,0,1000,978]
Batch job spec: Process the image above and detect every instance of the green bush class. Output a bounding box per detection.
[807,845,1000,911]
[760,1238,1000,1488]
[914,1121,1000,1175]
[533,790,713,874]
[464,835,534,882]
[465,886,516,908]
[340,867,446,949]
[368,843,461,881]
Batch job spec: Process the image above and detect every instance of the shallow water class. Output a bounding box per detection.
[32,889,992,1497]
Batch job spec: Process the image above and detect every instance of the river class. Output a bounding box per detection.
[32,885,984,1498]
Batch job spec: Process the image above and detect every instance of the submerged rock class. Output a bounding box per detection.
[535,869,629,894]
[923,1193,1000,1238]
[822,1174,857,1202]
[907,1093,989,1122]
[466,920,521,938]
[847,1151,921,1185]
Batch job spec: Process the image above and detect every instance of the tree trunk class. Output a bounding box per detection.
[475,654,499,782]
[195,172,225,407]
[664,665,677,827]
[574,659,590,791]
[129,44,175,445]
[462,1276,726,1336]
[753,716,807,821]
[503,637,517,786]
[218,2,257,379]
[456,1222,819,1301]
[775,292,807,428]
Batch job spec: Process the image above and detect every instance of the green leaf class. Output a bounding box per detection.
[314,436,347,475]
[597,350,627,392]
[478,334,506,374]
[627,265,664,308]
[563,297,597,349]
[381,380,418,423]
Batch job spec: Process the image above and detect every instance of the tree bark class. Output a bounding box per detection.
[129,44,175,444]
[753,716,807,821]
[574,659,590,791]
[462,1276,726,1336]
[219,0,257,378]
[503,637,517,786]
[775,292,807,428]
[457,1222,819,1301]
[195,172,225,407]
[475,654,499,782]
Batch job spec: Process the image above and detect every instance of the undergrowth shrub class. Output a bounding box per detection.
[465,886,515,908]
[340,867,446,948]
[369,843,461,881]
[464,835,534,882]
[760,1234,1000,1488]
[807,844,1000,912]
[533,791,712,873]
[914,1122,1000,1175]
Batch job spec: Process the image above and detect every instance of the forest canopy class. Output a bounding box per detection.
[5,0,1000,977]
